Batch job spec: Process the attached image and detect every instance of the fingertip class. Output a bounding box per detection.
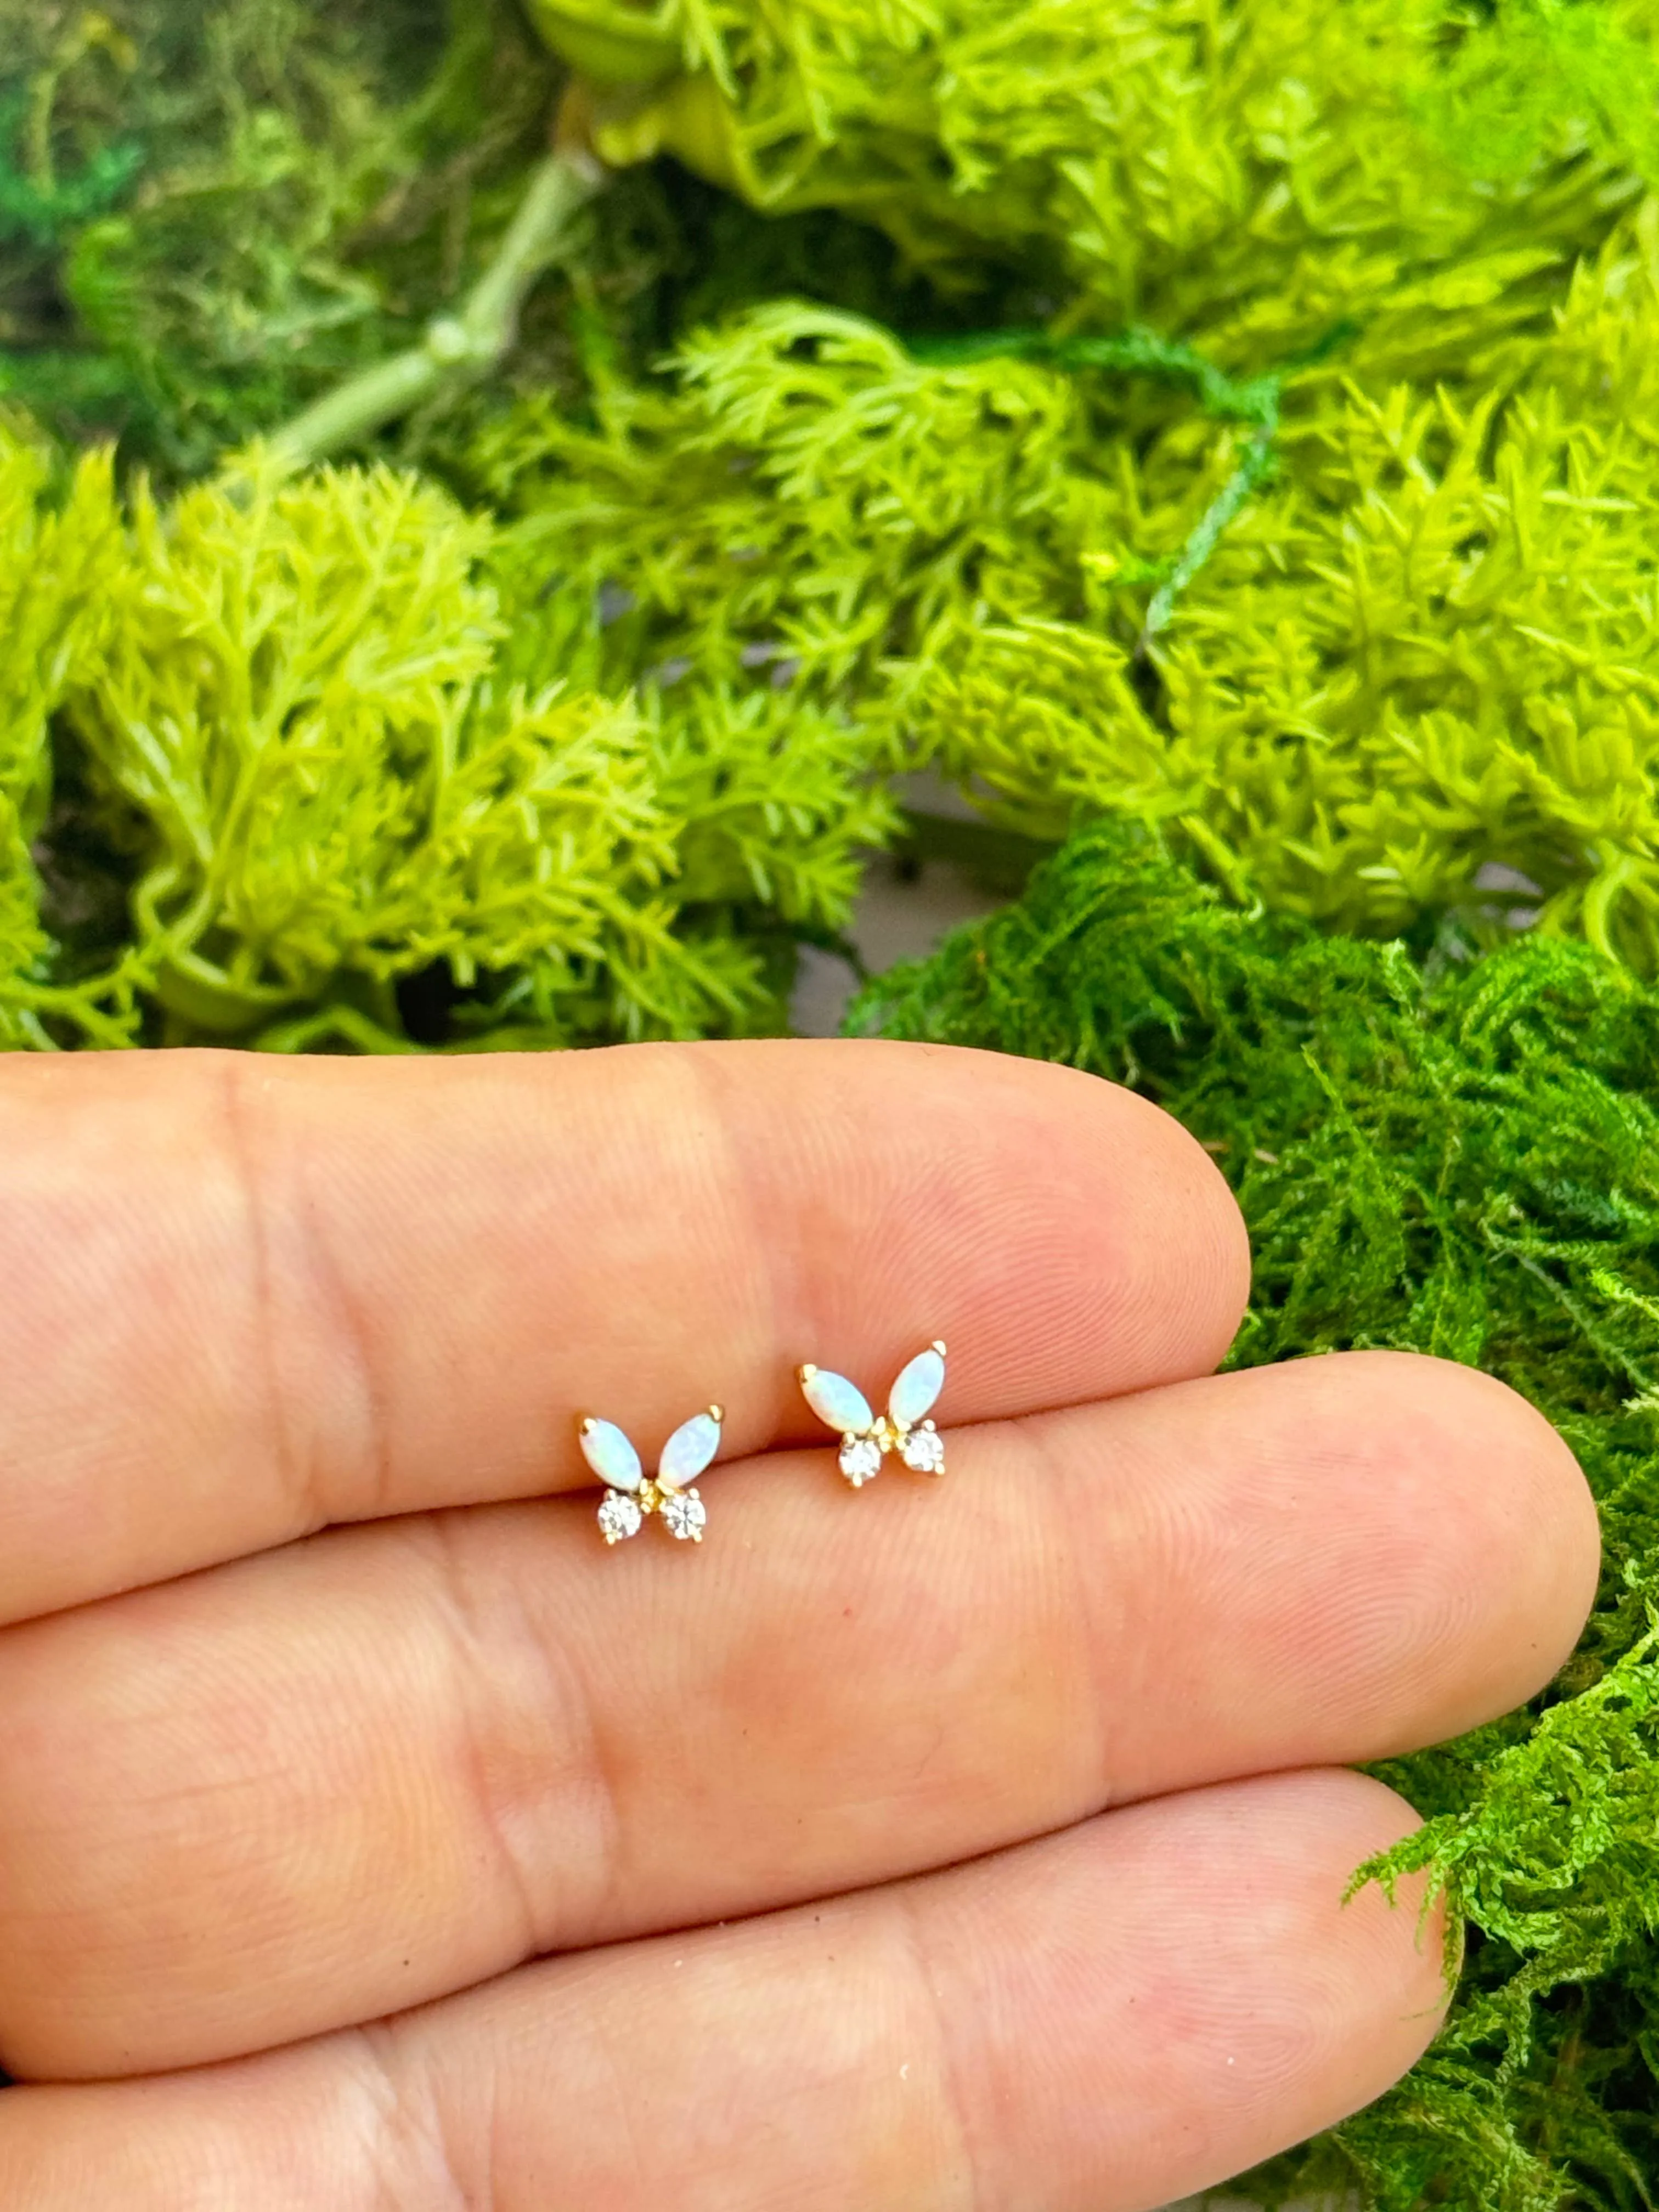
[1159,1767,1454,2135]
[1336,1352,1601,1736]
[1313,1767,1454,2068]
[889,1044,1254,1391]
[1164,1349,1601,1760]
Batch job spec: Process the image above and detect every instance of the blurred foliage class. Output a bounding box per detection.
[529,0,1655,375]
[856,820,1659,2210]
[0,429,891,1048]
[468,216,1659,974]
[0,0,993,481]
[0,0,560,473]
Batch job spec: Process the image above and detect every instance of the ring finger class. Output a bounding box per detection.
[0,1770,1450,2212]
[0,1348,1593,2078]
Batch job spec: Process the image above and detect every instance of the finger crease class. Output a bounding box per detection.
[684,1047,816,1423]
[284,1124,395,1528]
[215,1057,321,1537]
[351,2021,484,2212]
[1030,1408,1127,1815]
[892,1887,988,2212]
[415,1511,545,1963]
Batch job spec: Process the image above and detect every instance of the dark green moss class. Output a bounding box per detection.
[855,821,1659,2208]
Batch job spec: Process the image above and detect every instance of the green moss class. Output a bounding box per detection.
[469,301,1152,693]
[10,5,1659,2195]
[531,0,1646,371]
[466,198,1659,975]
[1416,0,1659,190]
[17,0,1652,479]
[0,0,558,474]
[0,422,129,1047]
[854,819,1659,2209]
[6,448,888,1050]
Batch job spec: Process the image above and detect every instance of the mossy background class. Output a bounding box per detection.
[8,1,1659,2202]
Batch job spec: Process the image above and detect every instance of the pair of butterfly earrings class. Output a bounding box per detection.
[578,1341,949,1546]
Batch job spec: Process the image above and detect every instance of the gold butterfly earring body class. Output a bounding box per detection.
[797,1342,947,1486]
[579,1405,725,1543]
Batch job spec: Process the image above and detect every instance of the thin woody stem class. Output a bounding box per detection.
[266,144,606,473]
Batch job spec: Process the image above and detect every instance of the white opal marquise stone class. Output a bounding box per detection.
[658,1410,721,1494]
[888,1345,946,1429]
[579,1418,644,1494]
[800,1368,874,1434]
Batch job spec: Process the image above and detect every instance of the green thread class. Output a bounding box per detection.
[907,325,1286,637]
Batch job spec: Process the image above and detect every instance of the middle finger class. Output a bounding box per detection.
[0,1351,1593,2079]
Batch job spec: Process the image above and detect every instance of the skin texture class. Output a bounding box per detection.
[0,1042,1602,2210]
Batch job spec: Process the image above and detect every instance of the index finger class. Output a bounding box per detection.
[0,1040,1248,1622]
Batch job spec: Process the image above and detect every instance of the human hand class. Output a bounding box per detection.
[0,1043,1598,2210]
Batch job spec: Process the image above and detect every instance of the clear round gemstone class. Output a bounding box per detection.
[597,1489,644,1544]
[839,1435,883,1487]
[659,1487,708,1542]
[899,1424,945,1476]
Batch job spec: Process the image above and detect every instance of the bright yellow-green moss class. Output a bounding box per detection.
[528,0,1647,376]
[469,201,1659,974]
[2,445,891,1048]
[0,424,126,1046]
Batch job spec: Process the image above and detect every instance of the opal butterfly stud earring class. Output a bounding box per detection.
[797,1342,947,1487]
[578,1406,724,1545]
